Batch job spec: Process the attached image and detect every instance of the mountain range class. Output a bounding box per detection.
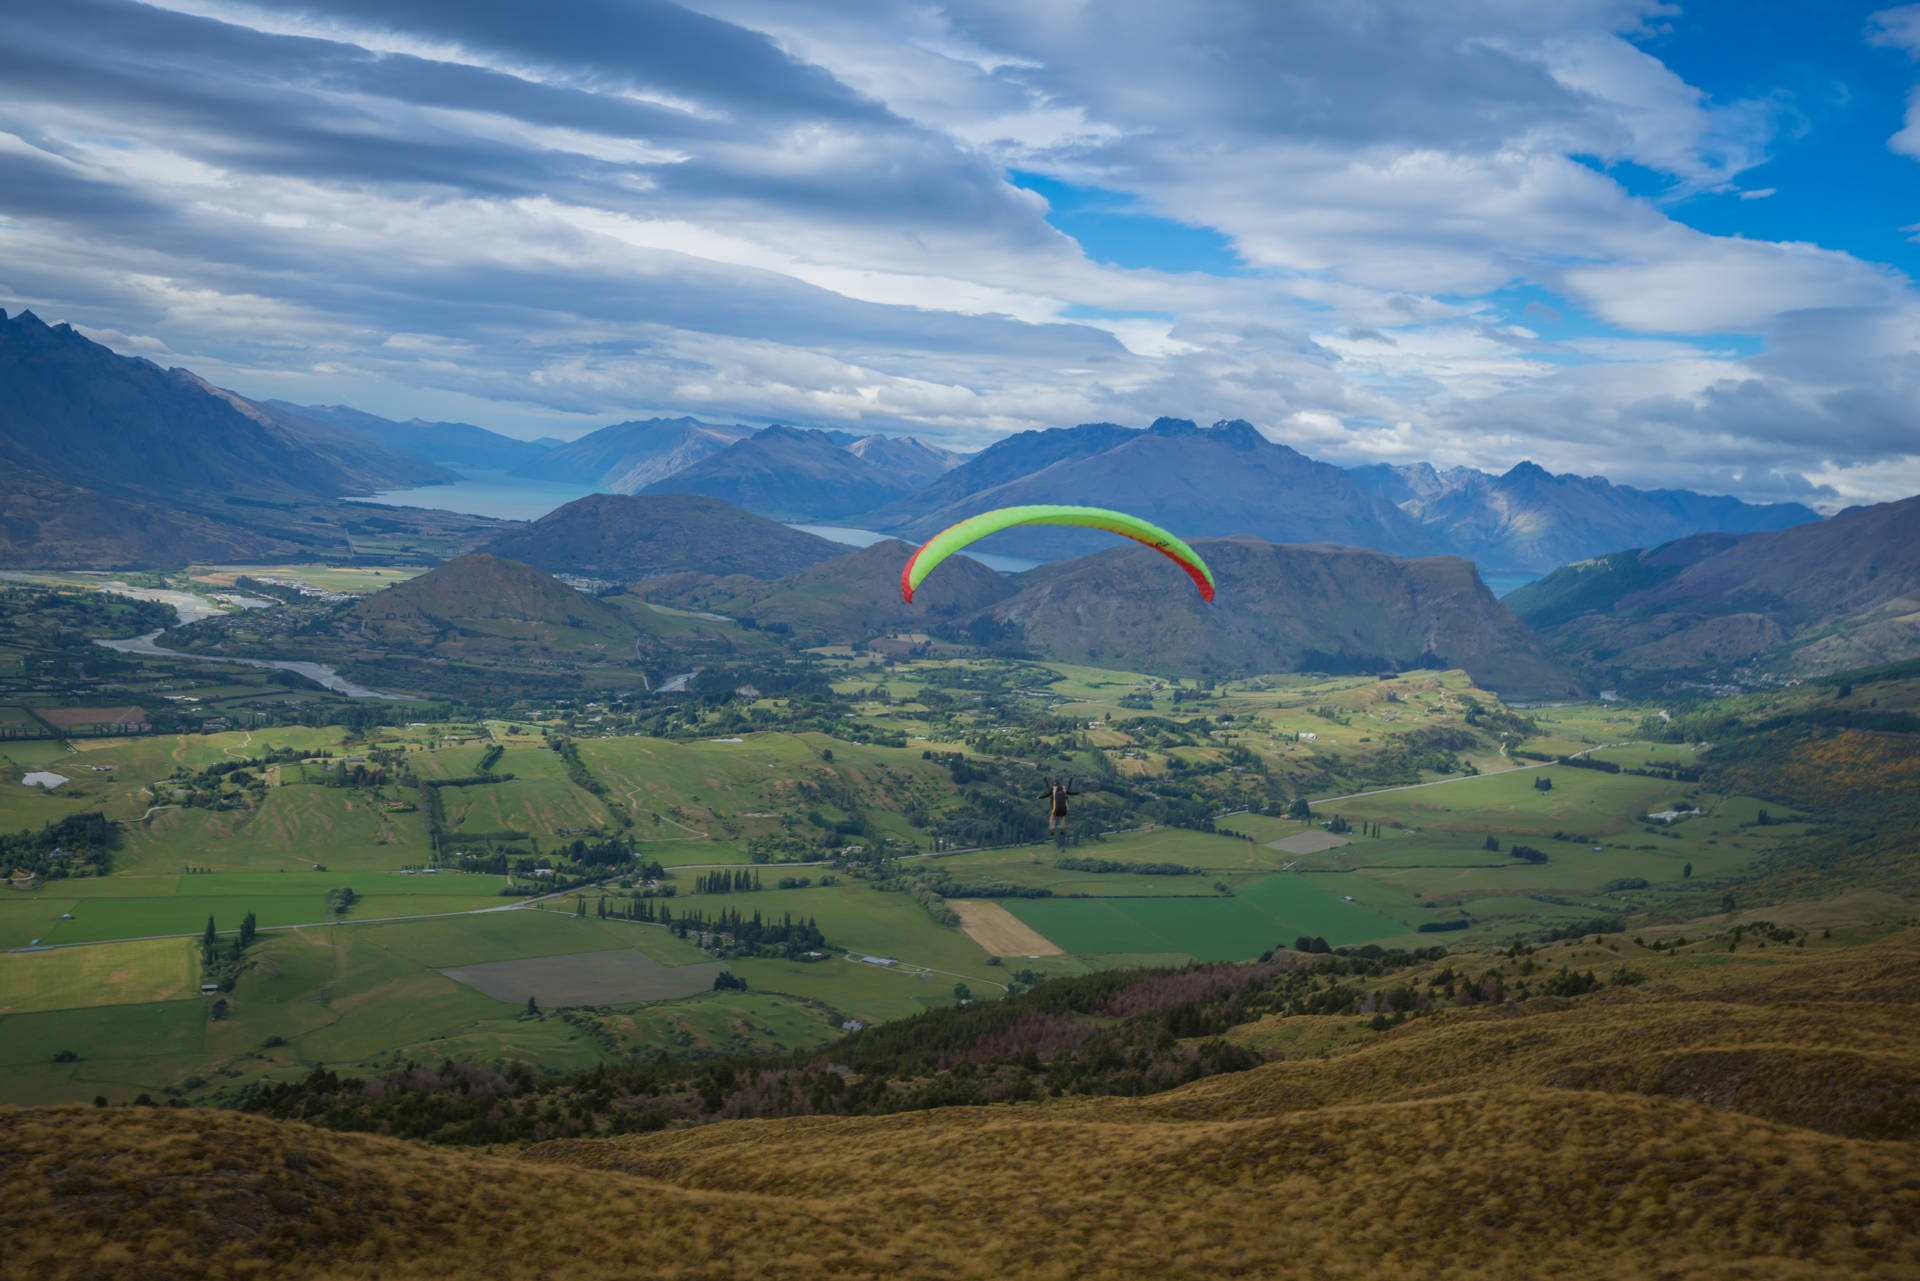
[640,424,932,520]
[0,309,507,566]
[263,402,548,471]
[619,492,1578,697]
[1507,493,1920,688]
[1347,459,1820,574]
[0,312,1835,587]
[509,417,758,491]
[866,417,1446,561]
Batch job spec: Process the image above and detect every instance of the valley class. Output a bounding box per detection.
[0,553,1894,1118]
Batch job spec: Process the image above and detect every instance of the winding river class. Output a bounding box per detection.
[85,582,405,700]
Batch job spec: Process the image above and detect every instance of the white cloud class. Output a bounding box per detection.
[0,0,1916,506]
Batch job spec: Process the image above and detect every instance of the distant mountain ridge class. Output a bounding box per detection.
[0,308,500,566]
[0,308,437,498]
[511,417,757,491]
[845,433,965,488]
[1508,494,1920,687]
[265,402,547,471]
[868,418,1444,561]
[1347,459,1821,574]
[641,424,922,521]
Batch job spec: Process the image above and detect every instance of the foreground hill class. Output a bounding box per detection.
[509,416,755,490]
[341,553,637,647]
[642,424,921,520]
[1349,459,1821,575]
[7,927,1916,1280]
[875,418,1443,560]
[1509,493,1920,687]
[994,536,1580,698]
[483,493,848,580]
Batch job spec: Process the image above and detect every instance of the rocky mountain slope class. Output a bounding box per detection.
[844,432,964,488]
[509,416,756,491]
[641,424,922,520]
[1509,494,1920,686]
[1349,459,1821,575]
[871,418,1444,561]
[0,308,442,497]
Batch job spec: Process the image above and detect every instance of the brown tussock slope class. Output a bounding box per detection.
[5,931,1918,1280]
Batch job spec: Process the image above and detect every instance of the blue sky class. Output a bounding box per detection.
[2,0,1919,507]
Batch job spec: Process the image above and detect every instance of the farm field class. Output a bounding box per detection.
[551,880,996,979]
[0,903,827,1104]
[0,871,512,948]
[0,936,200,1014]
[439,948,724,1006]
[727,954,983,1024]
[1,651,1891,1112]
[1004,871,1407,962]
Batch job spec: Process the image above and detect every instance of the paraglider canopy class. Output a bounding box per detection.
[900,505,1215,603]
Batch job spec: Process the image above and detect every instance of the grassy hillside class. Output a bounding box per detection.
[5,923,1917,1280]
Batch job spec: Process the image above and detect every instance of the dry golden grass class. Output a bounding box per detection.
[4,930,1918,1280]
[950,896,1064,955]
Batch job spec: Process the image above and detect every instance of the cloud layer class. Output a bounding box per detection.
[2,0,1918,507]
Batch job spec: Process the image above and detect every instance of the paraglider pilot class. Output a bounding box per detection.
[1040,777,1079,833]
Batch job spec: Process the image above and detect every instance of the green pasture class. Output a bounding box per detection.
[0,739,84,768]
[0,765,116,830]
[0,936,200,1015]
[0,999,211,1106]
[659,881,991,976]
[1004,871,1407,962]
[731,955,979,1024]
[933,860,1230,899]
[357,910,708,970]
[0,871,510,947]
[417,989,839,1072]
[21,915,687,1096]
[1317,761,1697,835]
[116,784,434,874]
[441,776,616,839]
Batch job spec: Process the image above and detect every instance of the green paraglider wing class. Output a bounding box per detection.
[900,505,1216,603]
